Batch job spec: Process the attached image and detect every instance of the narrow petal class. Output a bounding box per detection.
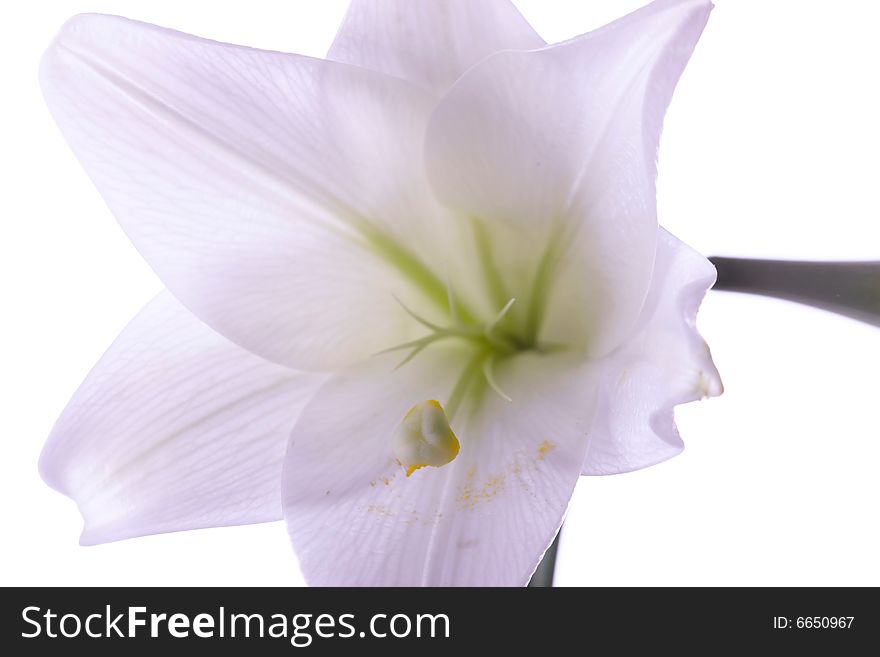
[41,14,448,371]
[283,347,598,586]
[40,291,326,544]
[328,0,544,95]
[582,230,722,475]
[425,0,712,356]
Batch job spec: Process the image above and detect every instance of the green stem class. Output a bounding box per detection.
[528,529,560,587]
[710,257,880,327]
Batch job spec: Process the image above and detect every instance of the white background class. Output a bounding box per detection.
[2,0,879,586]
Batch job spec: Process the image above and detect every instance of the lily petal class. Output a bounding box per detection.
[425,0,712,356]
[41,14,447,371]
[582,229,721,475]
[328,0,544,95]
[40,291,326,544]
[283,348,597,586]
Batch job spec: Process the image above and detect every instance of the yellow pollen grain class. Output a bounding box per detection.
[537,440,556,460]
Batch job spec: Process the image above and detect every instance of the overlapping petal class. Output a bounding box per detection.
[582,230,722,475]
[40,291,326,544]
[283,347,598,586]
[425,0,713,357]
[40,14,449,371]
[328,0,544,95]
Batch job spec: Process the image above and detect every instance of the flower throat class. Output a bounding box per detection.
[367,217,567,422]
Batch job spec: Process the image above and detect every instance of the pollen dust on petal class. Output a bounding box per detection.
[368,461,399,488]
[369,442,560,517]
[537,440,556,461]
[456,439,558,511]
[365,460,446,526]
[366,504,393,517]
[421,510,444,527]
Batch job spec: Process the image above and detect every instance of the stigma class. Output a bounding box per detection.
[392,400,460,477]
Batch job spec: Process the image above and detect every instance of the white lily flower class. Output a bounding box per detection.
[40,0,721,585]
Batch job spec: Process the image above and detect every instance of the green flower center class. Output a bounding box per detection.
[362,218,568,420]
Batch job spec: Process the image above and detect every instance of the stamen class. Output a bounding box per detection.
[482,359,512,403]
[375,334,455,370]
[374,335,438,356]
[392,295,447,333]
[394,340,433,370]
[485,297,517,336]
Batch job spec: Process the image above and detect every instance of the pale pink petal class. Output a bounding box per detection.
[40,291,326,544]
[41,14,448,371]
[328,0,544,95]
[583,230,722,475]
[283,347,598,586]
[425,0,713,357]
